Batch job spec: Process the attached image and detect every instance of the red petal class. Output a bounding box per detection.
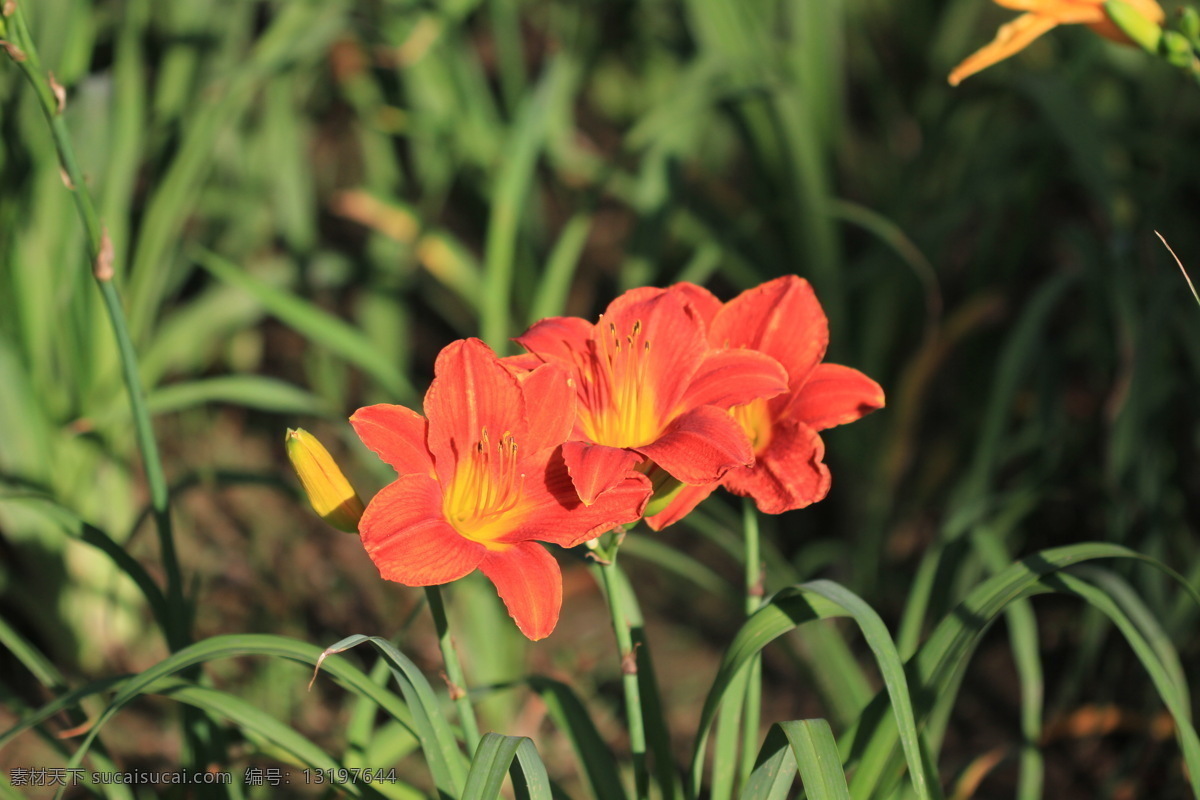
[668,282,722,327]
[515,363,577,458]
[710,276,829,400]
[722,420,831,513]
[561,440,645,505]
[500,352,544,373]
[350,404,435,477]
[677,348,788,411]
[425,339,526,487]
[601,289,709,418]
[514,316,594,366]
[510,451,650,547]
[789,363,885,431]
[359,474,484,585]
[644,481,718,531]
[636,405,753,485]
[479,542,563,641]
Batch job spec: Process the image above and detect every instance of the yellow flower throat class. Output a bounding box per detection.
[444,428,523,546]
[578,319,662,448]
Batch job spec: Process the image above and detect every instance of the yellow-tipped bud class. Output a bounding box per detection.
[286,428,365,533]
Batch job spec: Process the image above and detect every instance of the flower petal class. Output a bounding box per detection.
[425,338,526,487]
[601,289,709,418]
[514,316,595,366]
[644,481,718,531]
[359,473,484,585]
[722,420,831,513]
[479,541,563,641]
[789,363,885,431]
[636,405,753,485]
[948,12,1060,86]
[561,440,645,505]
[676,348,788,412]
[350,404,435,477]
[510,450,651,546]
[709,276,829,403]
[515,362,577,458]
[669,282,722,328]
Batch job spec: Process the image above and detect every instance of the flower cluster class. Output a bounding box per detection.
[293,277,884,640]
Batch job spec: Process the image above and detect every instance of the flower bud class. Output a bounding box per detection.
[286,428,364,533]
[1181,7,1200,45]
[642,465,687,519]
[1104,0,1165,52]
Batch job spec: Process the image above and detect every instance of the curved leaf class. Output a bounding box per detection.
[741,720,850,800]
[689,580,933,800]
[527,677,627,800]
[462,733,552,800]
[315,634,469,799]
[52,635,417,795]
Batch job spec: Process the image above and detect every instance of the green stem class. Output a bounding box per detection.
[424,585,482,754]
[597,551,650,800]
[3,4,188,650]
[739,499,763,786]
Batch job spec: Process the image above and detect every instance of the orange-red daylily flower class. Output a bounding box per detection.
[513,285,789,507]
[949,0,1165,86]
[646,276,885,529]
[351,338,649,640]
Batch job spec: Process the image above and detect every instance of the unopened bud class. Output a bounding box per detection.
[1161,30,1197,67]
[642,466,686,518]
[1104,0,1165,52]
[286,428,365,533]
[1180,7,1200,45]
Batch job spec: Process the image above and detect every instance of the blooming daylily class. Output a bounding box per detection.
[351,338,650,640]
[513,285,789,507]
[646,276,885,529]
[948,0,1165,86]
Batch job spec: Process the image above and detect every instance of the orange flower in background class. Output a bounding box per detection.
[351,338,649,640]
[948,0,1165,86]
[513,285,789,506]
[647,276,885,529]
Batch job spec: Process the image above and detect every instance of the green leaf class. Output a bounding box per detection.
[741,720,851,800]
[527,677,627,800]
[315,634,469,799]
[47,635,417,792]
[195,250,414,401]
[146,376,328,416]
[844,543,1200,799]
[154,679,409,799]
[461,733,552,800]
[689,580,934,800]
[0,492,170,636]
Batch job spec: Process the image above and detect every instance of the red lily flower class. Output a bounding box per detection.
[351,338,650,640]
[514,285,789,506]
[647,276,885,529]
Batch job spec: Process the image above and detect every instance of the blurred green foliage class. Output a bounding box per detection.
[2,0,1199,797]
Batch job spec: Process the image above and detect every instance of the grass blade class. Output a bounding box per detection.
[195,250,413,401]
[844,543,1199,799]
[315,634,469,799]
[462,733,552,800]
[526,677,628,800]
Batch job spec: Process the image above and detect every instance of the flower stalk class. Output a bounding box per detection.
[424,585,482,753]
[594,536,650,800]
[739,499,764,785]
